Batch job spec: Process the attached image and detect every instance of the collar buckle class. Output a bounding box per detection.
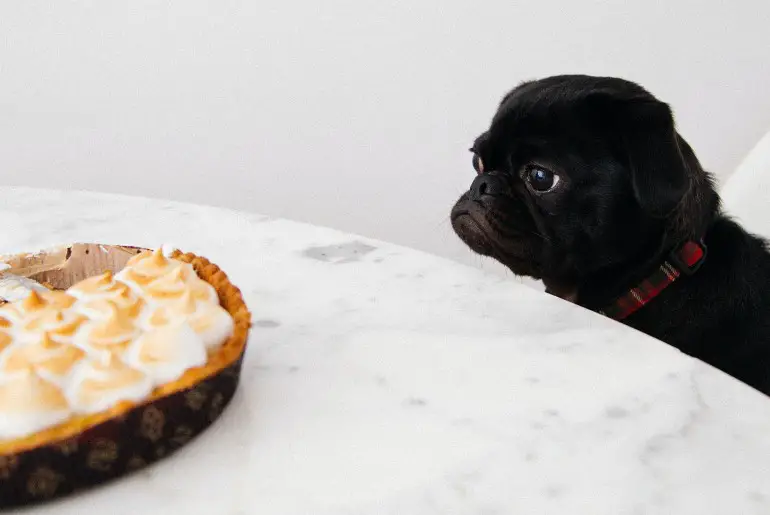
[668,239,707,276]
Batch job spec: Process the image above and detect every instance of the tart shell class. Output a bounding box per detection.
[0,245,251,507]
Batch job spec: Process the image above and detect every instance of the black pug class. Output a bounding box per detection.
[451,74,770,396]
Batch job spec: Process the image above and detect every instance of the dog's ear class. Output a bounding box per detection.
[587,92,691,217]
[621,99,691,217]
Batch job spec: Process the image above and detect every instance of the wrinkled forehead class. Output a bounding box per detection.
[493,88,603,139]
[479,104,613,166]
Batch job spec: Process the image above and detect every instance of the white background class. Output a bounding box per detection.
[2,1,769,275]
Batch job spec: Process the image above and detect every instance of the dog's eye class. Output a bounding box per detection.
[472,154,484,175]
[525,165,560,193]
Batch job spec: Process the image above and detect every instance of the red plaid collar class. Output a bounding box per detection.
[600,240,707,321]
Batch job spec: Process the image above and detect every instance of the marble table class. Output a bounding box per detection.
[3,187,770,514]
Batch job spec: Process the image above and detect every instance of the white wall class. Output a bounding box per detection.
[2,1,769,274]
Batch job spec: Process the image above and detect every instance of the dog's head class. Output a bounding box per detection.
[451,75,718,300]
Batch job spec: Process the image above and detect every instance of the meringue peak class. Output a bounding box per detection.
[0,368,69,411]
[87,301,137,347]
[22,290,46,311]
[150,247,169,268]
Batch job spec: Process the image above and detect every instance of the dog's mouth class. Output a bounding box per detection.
[451,196,543,277]
[451,206,498,257]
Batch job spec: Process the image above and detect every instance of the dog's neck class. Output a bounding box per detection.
[544,234,677,310]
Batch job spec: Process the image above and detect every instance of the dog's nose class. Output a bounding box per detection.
[468,172,508,200]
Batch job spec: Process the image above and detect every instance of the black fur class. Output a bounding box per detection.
[451,74,770,395]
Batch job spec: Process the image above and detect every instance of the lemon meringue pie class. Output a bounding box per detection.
[0,247,248,452]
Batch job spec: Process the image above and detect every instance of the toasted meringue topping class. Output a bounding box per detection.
[46,315,88,345]
[20,308,79,334]
[77,292,144,321]
[0,290,76,325]
[0,331,11,352]
[19,310,64,332]
[70,272,143,318]
[3,334,84,385]
[82,302,138,352]
[174,291,198,315]
[116,248,182,288]
[0,368,71,439]
[22,290,47,311]
[0,291,46,322]
[163,298,234,350]
[144,266,190,300]
[0,310,13,327]
[67,271,120,297]
[144,306,172,329]
[0,274,50,302]
[192,281,219,304]
[10,293,79,345]
[66,353,152,414]
[190,305,234,350]
[141,290,233,350]
[42,291,78,310]
[125,322,207,386]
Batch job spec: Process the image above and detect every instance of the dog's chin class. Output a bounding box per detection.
[451,202,543,279]
[451,212,497,257]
